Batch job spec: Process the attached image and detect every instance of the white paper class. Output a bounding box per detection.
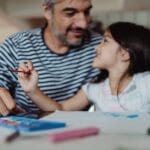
[42,111,150,135]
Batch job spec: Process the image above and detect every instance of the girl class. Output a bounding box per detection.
[18,22,150,113]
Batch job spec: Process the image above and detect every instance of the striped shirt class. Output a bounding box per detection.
[0,27,102,114]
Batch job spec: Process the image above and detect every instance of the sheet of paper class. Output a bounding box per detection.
[43,111,150,134]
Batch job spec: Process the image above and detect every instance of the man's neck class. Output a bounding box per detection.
[43,27,69,55]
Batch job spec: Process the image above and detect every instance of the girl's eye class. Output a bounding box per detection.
[103,38,108,43]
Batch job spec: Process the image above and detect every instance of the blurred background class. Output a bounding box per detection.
[0,0,150,42]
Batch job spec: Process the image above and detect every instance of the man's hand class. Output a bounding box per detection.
[0,88,16,116]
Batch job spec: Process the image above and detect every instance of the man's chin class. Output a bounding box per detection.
[67,39,83,47]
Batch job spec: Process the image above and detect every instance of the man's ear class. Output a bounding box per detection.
[120,48,130,61]
[42,4,52,20]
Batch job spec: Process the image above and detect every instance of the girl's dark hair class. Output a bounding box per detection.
[109,22,150,75]
[95,22,150,83]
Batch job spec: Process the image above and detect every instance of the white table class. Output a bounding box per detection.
[1,111,150,150]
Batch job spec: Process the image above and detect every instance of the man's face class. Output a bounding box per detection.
[47,0,92,46]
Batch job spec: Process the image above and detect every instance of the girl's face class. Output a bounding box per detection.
[93,31,124,70]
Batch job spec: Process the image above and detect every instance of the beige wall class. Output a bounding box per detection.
[1,0,150,18]
[0,0,150,42]
[0,10,22,42]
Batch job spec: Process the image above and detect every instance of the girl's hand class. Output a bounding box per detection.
[18,60,39,93]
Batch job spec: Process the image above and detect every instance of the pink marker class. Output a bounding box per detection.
[48,127,100,143]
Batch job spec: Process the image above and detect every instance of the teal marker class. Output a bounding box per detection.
[127,114,139,118]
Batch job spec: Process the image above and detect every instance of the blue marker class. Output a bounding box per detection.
[127,114,139,118]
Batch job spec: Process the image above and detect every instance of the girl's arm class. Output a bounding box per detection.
[26,88,89,111]
[60,89,90,111]
[18,61,90,112]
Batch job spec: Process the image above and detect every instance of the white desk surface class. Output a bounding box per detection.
[1,111,150,150]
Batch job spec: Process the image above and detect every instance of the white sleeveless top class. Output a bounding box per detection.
[82,72,150,113]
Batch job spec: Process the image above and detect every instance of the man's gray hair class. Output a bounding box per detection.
[43,0,58,8]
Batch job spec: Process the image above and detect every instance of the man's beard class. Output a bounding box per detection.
[51,23,87,47]
[55,33,83,47]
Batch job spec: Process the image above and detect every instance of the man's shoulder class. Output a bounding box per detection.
[84,32,102,46]
[90,32,102,40]
[11,28,41,40]
[4,28,42,45]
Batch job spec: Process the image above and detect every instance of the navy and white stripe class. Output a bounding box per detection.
[0,28,102,113]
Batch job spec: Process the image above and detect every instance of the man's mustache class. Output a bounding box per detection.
[68,27,87,33]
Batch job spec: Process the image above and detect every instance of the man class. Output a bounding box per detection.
[0,0,101,116]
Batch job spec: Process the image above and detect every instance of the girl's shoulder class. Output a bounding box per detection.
[134,72,150,90]
[134,71,150,101]
[135,71,150,81]
[82,80,106,96]
[83,80,106,90]
[82,81,105,103]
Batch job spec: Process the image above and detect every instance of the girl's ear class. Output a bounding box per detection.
[120,48,130,61]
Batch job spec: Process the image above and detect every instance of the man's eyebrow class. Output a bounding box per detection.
[87,5,93,10]
[62,5,93,12]
[62,7,77,12]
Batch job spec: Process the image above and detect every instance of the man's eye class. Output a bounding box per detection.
[65,12,75,17]
[84,10,90,16]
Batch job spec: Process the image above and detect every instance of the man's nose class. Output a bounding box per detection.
[75,14,89,29]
